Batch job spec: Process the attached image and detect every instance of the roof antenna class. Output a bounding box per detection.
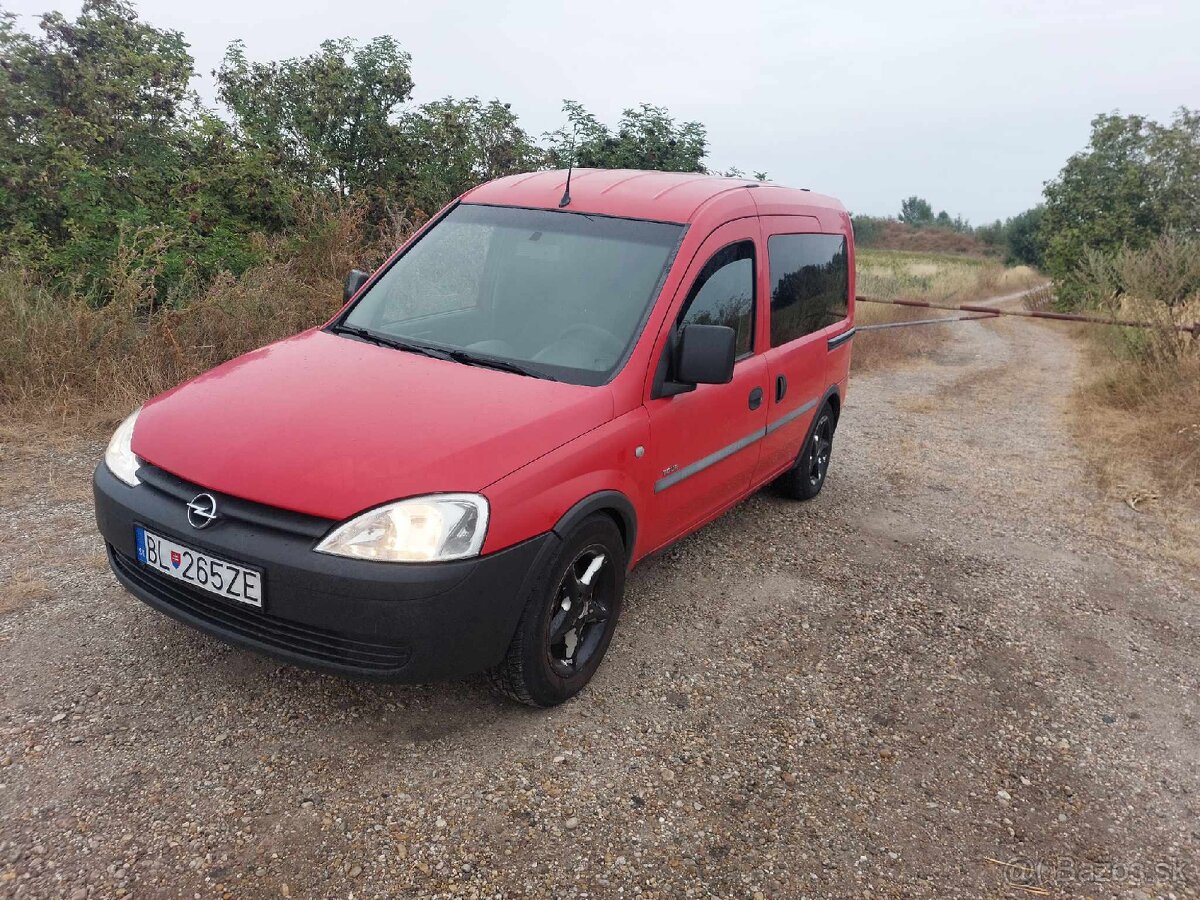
[558,124,578,208]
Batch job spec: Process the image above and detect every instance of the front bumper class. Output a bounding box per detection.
[93,463,555,680]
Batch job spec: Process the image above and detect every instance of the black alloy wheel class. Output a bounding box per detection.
[490,514,626,706]
[775,403,837,501]
[546,545,615,677]
[806,412,834,490]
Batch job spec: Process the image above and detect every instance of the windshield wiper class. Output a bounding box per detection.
[442,349,557,382]
[333,324,554,380]
[331,323,454,361]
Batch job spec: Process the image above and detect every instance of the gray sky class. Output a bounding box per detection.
[7,0,1198,222]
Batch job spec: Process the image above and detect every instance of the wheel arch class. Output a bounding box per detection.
[791,385,844,467]
[552,491,637,567]
[821,384,842,425]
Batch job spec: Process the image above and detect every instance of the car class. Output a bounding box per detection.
[93,168,856,706]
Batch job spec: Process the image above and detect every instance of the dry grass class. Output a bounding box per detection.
[859,220,997,257]
[1068,333,1200,569]
[0,202,406,431]
[0,570,53,615]
[0,424,99,504]
[1070,336,1200,503]
[852,249,1043,372]
[1062,236,1200,508]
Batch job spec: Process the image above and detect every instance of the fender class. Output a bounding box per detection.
[552,490,638,568]
[820,383,843,422]
[792,385,844,465]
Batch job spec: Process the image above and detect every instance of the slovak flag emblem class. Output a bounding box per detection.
[170,550,182,569]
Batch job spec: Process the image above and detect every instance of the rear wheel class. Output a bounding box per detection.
[775,403,836,500]
[489,514,626,707]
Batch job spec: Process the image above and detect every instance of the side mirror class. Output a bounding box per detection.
[343,269,369,303]
[675,324,736,385]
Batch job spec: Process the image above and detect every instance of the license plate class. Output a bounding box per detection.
[135,527,264,608]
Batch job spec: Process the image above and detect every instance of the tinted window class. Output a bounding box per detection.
[768,234,849,346]
[678,241,755,358]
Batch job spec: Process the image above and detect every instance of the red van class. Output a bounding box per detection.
[94,169,855,706]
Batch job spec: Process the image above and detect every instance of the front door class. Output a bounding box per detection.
[643,220,768,552]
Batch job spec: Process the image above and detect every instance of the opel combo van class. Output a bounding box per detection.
[94,169,856,706]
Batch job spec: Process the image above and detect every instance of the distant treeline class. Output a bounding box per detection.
[852,201,1044,269]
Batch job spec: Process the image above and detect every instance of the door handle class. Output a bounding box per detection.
[775,374,788,402]
[748,387,764,410]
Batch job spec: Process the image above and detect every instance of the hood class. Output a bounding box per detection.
[132,329,614,520]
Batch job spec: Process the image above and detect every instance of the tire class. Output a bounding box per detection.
[775,402,836,501]
[489,514,626,707]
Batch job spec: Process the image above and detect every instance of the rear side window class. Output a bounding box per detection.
[677,241,755,358]
[767,234,849,346]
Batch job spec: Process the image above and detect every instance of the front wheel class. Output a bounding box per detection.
[775,403,836,501]
[489,514,626,707]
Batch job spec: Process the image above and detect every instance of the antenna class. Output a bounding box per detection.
[558,124,578,208]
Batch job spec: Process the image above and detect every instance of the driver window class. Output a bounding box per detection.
[677,241,755,359]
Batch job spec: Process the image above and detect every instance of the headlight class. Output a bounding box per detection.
[104,407,143,487]
[315,494,489,563]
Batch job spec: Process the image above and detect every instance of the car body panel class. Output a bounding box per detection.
[132,328,614,521]
[482,407,650,558]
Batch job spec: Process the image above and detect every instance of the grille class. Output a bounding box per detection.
[109,547,411,673]
[137,464,332,539]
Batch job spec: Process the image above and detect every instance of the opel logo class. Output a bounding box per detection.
[186,493,219,529]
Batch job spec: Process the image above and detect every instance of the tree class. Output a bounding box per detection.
[0,1,192,269]
[0,0,285,295]
[1149,108,1200,234]
[1004,206,1045,268]
[395,97,542,215]
[975,220,1006,248]
[1,4,756,306]
[546,101,708,172]
[898,196,934,226]
[1039,108,1200,303]
[216,36,414,196]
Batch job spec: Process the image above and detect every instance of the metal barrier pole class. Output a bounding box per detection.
[856,295,1200,336]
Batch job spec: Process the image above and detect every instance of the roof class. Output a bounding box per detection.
[460,169,844,225]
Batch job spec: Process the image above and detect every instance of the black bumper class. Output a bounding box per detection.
[93,463,555,680]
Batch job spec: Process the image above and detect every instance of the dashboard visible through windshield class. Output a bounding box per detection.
[336,204,684,386]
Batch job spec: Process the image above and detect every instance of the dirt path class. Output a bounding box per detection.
[1,302,1197,898]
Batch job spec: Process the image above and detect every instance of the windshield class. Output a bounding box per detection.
[339,204,684,386]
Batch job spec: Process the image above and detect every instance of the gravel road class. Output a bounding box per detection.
[1,306,1198,898]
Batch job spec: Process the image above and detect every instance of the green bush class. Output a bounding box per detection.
[1072,234,1200,363]
[851,215,887,246]
[1041,109,1200,306]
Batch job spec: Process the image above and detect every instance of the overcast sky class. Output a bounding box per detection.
[7,0,1198,222]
